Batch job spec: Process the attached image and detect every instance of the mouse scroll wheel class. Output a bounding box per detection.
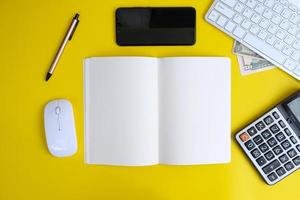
[55,106,61,115]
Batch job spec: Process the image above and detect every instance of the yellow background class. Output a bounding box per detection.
[1,0,300,199]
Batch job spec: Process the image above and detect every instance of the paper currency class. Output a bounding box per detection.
[233,41,275,75]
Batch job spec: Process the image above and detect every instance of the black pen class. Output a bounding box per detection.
[46,13,80,81]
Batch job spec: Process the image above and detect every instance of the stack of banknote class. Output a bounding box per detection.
[233,41,276,75]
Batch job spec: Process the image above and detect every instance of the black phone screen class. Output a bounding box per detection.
[116,7,196,46]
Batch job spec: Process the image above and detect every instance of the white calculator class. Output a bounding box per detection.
[236,91,300,185]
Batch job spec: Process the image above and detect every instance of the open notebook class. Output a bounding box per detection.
[84,57,231,166]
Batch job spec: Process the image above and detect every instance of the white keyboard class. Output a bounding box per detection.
[205,0,300,80]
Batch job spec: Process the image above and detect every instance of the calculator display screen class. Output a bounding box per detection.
[287,98,300,122]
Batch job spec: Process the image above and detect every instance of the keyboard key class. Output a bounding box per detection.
[297,145,300,152]
[276,167,286,176]
[253,135,264,145]
[259,18,270,29]
[243,33,286,64]
[284,162,295,171]
[247,126,257,136]
[235,3,245,13]
[273,4,283,14]
[280,20,290,30]
[279,154,289,163]
[265,151,275,160]
[281,9,292,19]
[268,172,278,182]
[291,51,300,61]
[251,13,261,23]
[276,29,287,40]
[293,40,300,50]
[278,120,286,128]
[284,35,295,45]
[255,4,266,14]
[250,24,261,34]
[267,137,278,147]
[288,25,298,35]
[290,136,298,144]
[255,121,266,131]
[208,11,220,22]
[259,143,270,153]
[259,30,269,39]
[221,0,237,8]
[245,140,255,150]
[284,128,292,136]
[270,124,280,134]
[287,148,297,158]
[239,132,250,142]
[263,9,273,19]
[217,16,229,26]
[215,2,235,18]
[273,145,283,155]
[275,132,286,142]
[233,27,246,38]
[242,19,252,29]
[263,159,280,174]
[282,140,292,150]
[290,14,300,25]
[251,148,261,158]
[282,46,294,56]
[225,21,236,31]
[264,115,274,125]
[264,0,275,8]
[256,156,267,166]
[243,8,254,18]
[272,111,280,119]
[272,14,282,24]
[292,156,300,166]
[262,130,272,139]
[233,14,244,24]
[246,0,257,9]
[283,59,297,71]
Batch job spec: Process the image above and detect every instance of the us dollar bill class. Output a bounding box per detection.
[233,40,275,75]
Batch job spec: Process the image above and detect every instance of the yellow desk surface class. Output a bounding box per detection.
[1,0,300,199]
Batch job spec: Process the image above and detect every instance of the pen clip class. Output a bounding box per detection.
[69,20,79,41]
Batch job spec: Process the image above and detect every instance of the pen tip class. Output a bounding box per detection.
[45,73,52,81]
[74,13,79,19]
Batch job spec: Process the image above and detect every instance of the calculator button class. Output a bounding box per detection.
[255,121,266,131]
[276,167,286,177]
[279,154,289,164]
[264,115,274,125]
[267,137,278,147]
[253,135,264,145]
[297,145,300,152]
[275,132,286,142]
[262,130,272,139]
[284,162,295,171]
[290,136,297,144]
[270,124,280,134]
[287,148,297,158]
[251,148,261,158]
[263,159,280,174]
[265,151,275,161]
[272,112,280,119]
[239,132,250,142]
[267,172,278,182]
[278,120,286,128]
[247,127,258,136]
[245,140,255,150]
[282,140,292,150]
[273,145,284,155]
[284,128,292,136]
[292,156,300,166]
[259,143,269,153]
[256,156,267,166]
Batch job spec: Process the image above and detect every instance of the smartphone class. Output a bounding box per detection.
[116,7,196,46]
[235,91,300,185]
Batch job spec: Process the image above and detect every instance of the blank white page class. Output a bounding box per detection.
[159,57,231,165]
[84,57,159,166]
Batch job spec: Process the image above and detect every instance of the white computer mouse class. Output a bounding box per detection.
[44,99,77,157]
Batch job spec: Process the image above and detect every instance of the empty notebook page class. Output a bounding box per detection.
[158,57,231,165]
[84,57,159,166]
